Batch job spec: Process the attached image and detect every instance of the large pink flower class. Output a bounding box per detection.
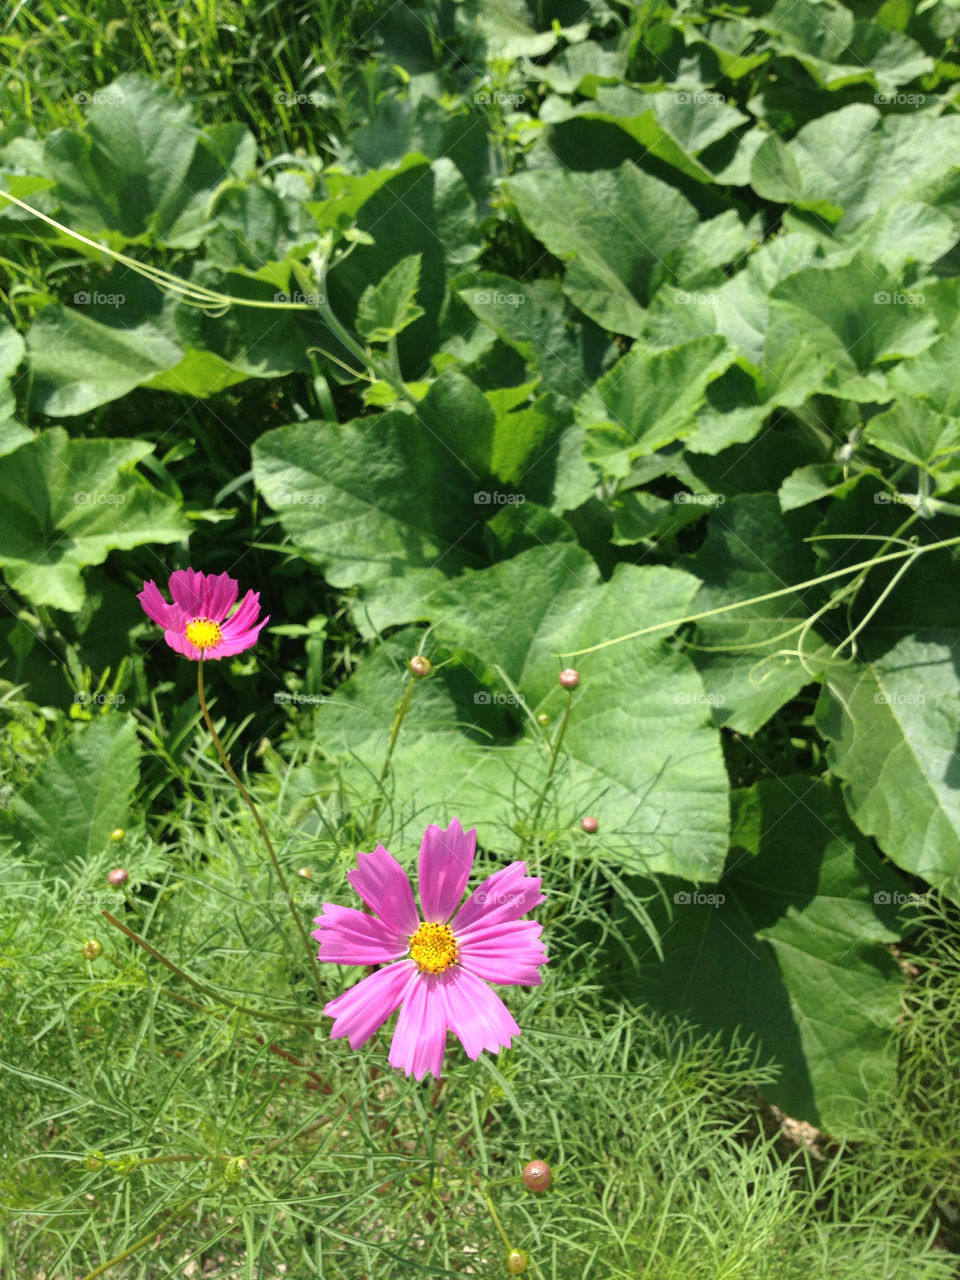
[314,819,548,1080]
[138,569,269,661]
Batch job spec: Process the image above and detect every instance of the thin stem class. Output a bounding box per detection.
[561,535,960,658]
[368,674,415,835]
[101,911,315,1028]
[78,1184,212,1280]
[196,662,324,1004]
[483,1189,512,1251]
[526,688,574,850]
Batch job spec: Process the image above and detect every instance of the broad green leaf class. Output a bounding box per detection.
[45,74,198,241]
[356,253,425,343]
[322,160,456,374]
[506,163,699,338]
[767,257,938,402]
[864,398,960,492]
[816,627,960,897]
[0,318,30,457]
[456,0,581,57]
[26,306,183,416]
[750,104,960,231]
[778,463,862,511]
[679,495,830,734]
[608,488,702,546]
[539,85,749,182]
[456,273,611,404]
[642,234,835,453]
[0,429,189,611]
[252,390,486,633]
[888,313,960,415]
[322,544,730,879]
[253,372,590,630]
[524,39,627,93]
[159,122,258,249]
[746,3,932,90]
[11,716,139,871]
[631,775,910,1131]
[814,533,960,900]
[577,337,733,475]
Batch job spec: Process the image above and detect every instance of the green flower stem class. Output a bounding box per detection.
[368,674,415,836]
[562,534,960,659]
[101,910,316,1029]
[483,1188,512,1251]
[196,662,324,1005]
[526,688,574,851]
[77,1183,214,1280]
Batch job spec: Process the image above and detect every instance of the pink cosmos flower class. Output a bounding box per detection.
[138,569,269,661]
[314,819,548,1080]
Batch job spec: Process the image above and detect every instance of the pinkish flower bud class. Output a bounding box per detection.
[107,868,129,887]
[580,816,598,834]
[522,1159,552,1191]
[409,655,432,678]
[110,828,125,842]
[558,668,580,690]
[506,1249,529,1275]
[82,939,102,961]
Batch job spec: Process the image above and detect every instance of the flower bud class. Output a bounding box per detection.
[580,816,598,834]
[522,1159,552,1192]
[85,1153,104,1171]
[558,668,580,690]
[110,828,125,842]
[82,939,102,961]
[107,867,129,887]
[409,655,432,678]
[506,1249,529,1275]
[298,867,313,880]
[536,712,550,727]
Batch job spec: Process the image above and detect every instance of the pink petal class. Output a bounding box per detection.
[168,568,207,616]
[347,845,419,935]
[205,620,270,659]
[200,571,239,622]
[452,861,544,932]
[164,626,202,661]
[138,580,176,628]
[313,903,410,964]
[457,917,549,986]
[220,590,262,636]
[439,966,520,1060]
[388,972,447,1080]
[418,818,476,923]
[324,959,419,1049]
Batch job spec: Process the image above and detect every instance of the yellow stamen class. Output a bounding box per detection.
[185,617,222,651]
[409,921,458,974]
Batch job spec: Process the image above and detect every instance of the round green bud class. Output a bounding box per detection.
[506,1249,529,1275]
[82,939,102,961]
[110,828,125,842]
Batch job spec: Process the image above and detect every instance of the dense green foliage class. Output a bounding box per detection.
[3,0,960,1274]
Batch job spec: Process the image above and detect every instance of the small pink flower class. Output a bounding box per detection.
[314,819,548,1080]
[138,569,269,661]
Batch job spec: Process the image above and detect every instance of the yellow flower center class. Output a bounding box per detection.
[185,617,223,651]
[409,921,459,974]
